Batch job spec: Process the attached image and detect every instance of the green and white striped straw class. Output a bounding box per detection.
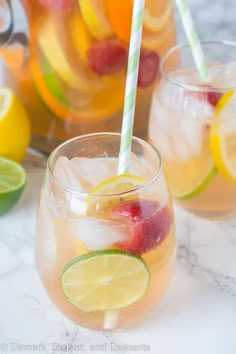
[104,0,145,330]
[175,0,208,82]
[118,0,145,175]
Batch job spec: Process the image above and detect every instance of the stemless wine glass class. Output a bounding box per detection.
[148,40,236,218]
[35,132,176,330]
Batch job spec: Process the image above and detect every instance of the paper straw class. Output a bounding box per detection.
[175,0,208,81]
[104,0,145,330]
[118,0,145,174]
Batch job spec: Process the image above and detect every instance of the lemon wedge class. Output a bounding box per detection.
[210,90,236,181]
[210,91,236,181]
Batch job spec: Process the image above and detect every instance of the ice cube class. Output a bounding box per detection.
[179,119,203,156]
[150,92,175,130]
[220,61,236,88]
[154,134,175,161]
[209,62,236,88]
[170,118,206,161]
[70,197,87,216]
[68,157,117,190]
[53,156,85,192]
[75,218,128,250]
[183,95,214,120]
[206,63,226,83]
[171,129,191,161]
[157,77,186,114]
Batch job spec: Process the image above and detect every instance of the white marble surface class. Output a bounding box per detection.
[0,158,235,354]
[0,1,236,353]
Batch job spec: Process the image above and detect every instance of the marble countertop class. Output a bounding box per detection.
[0,158,235,354]
[1,1,236,353]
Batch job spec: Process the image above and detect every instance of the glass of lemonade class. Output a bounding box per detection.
[148,41,236,217]
[35,133,175,330]
[0,0,176,153]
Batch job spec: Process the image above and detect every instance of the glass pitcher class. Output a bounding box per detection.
[0,0,176,153]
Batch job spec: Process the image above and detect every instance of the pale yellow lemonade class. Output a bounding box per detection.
[35,135,175,330]
[149,61,236,216]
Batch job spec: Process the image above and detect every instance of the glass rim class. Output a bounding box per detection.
[160,39,236,93]
[47,132,163,198]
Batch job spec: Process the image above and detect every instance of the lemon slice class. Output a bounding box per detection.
[144,0,173,32]
[61,249,150,312]
[90,174,145,195]
[78,0,113,40]
[87,174,145,216]
[210,91,236,181]
[0,87,31,162]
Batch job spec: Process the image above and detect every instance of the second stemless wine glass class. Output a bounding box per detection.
[148,40,236,218]
[35,133,175,330]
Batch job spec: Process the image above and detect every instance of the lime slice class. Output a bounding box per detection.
[166,131,217,200]
[172,165,217,200]
[210,90,236,181]
[42,57,67,103]
[61,249,150,312]
[0,157,26,215]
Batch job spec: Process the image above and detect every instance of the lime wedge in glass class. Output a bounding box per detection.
[166,129,217,200]
[0,157,26,214]
[61,249,150,312]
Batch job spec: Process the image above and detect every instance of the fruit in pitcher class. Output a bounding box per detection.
[138,49,160,88]
[70,15,94,64]
[78,0,113,40]
[39,0,75,12]
[31,51,124,122]
[112,200,172,255]
[106,0,133,43]
[143,0,173,32]
[42,57,67,103]
[38,16,81,89]
[87,39,127,76]
[38,16,99,91]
